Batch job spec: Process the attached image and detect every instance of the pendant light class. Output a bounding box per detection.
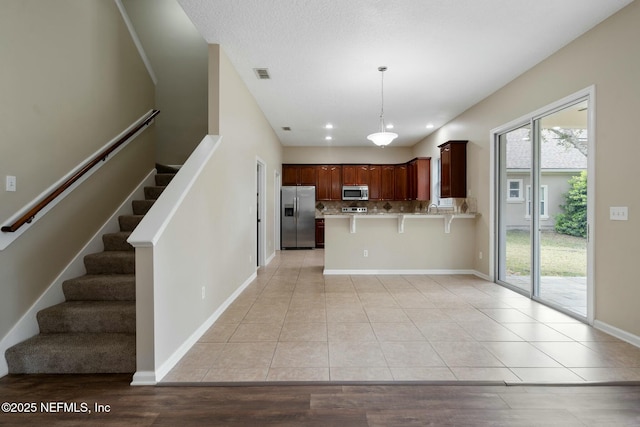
[367,66,398,147]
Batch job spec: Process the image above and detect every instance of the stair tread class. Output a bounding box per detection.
[6,333,135,374]
[38,301,135,334]
[85,250,135,258]
[63,274,135,301]
[41,300,135,312]
[103,231,132,237]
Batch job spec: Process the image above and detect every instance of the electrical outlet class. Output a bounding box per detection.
[479,251,483,260]
[201,286,205,300]
[6,176,16,192]
[610,207,628,221]
[363,249,368,257]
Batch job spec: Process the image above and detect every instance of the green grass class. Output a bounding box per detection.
[506,230,586,277]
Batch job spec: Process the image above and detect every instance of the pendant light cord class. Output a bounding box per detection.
[379,67,387,132]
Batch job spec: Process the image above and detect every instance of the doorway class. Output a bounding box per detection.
[494,89,593,321]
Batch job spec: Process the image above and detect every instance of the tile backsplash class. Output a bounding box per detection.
[316,198,477,217]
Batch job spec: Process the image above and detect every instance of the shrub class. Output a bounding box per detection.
[555,171,587,238]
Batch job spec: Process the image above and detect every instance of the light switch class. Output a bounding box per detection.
[610,206,628,221]
[6,176,16,192]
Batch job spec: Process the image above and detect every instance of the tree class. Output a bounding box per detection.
[544,128,588,157]
[555,171,587,238]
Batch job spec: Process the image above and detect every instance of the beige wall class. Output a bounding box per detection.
[0,1,155,339]
[122,0,208,165]
[284,146,413,165]
[413,2,640,336]
[210,44,283,284]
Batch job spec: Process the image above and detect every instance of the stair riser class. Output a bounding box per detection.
[118,215,143,232]
[103,233,133,251]
[144,186,165,200]
[38,306,135,334]
[132,199,154,215]
[155,173,174,186]
[84,254,135,275]
[63,280,135,301]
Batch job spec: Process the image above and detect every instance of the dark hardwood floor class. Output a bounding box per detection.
[1,374,640,426]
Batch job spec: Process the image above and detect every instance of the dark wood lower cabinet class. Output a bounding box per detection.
[315,218,325,248]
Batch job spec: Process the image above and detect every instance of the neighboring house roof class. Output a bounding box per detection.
[507,134,587,170]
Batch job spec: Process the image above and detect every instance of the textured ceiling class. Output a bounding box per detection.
[178,0,632,147]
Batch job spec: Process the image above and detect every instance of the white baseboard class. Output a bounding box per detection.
[323,268,478,276]
[265,250,276,266]
[594,320,640,349]
[130,371,158,386]
[0,170,156,378]
[141,271,258,385]
[472,270,492,281]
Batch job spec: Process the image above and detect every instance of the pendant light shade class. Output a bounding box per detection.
[367,66,398,147]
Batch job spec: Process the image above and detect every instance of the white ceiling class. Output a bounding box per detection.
[178,0,632,147]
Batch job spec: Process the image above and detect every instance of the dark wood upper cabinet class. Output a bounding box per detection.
[408,157,431,201]
[368,165,381,200]
[438,141,467,198]
[379,165,396,200]
[317,165,342,200]
[282,158,431,202]
[342,165,369,186]
[282,165,298,186]
[299,166,316,186]
[394,164,408,201]
[282,165,317,186]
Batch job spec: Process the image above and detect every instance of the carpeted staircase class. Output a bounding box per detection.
[5,169,176,374]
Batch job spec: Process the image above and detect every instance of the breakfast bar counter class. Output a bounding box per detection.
[323,213,478,275]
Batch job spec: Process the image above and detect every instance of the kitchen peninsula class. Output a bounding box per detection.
[323,212,477,274]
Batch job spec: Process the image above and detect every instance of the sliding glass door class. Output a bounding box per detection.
[496,97,590,319]
[537,101,588,316]
[497,124,532,294]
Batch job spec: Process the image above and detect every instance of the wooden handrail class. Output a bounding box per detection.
[1,109,160,233]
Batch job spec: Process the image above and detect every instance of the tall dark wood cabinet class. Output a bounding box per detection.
[438,141,467,198]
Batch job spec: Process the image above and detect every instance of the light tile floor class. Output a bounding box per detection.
[163,250,640,384]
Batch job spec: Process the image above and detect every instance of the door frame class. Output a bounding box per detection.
[490,86,595,324]
[274,170,281,252]
[256,157,267,267]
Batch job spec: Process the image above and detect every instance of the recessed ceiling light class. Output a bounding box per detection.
[325,136,332,141]
[386,124,394,129]
[426,123,435,129]
[325,123,333,129]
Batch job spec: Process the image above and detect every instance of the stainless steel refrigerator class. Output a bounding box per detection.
[281,186,316,249]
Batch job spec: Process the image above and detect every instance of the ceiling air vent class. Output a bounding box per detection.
[282,127,291,131]
[254,68,271,79]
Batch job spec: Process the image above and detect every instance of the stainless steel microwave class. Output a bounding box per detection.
[342,185,369,201]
